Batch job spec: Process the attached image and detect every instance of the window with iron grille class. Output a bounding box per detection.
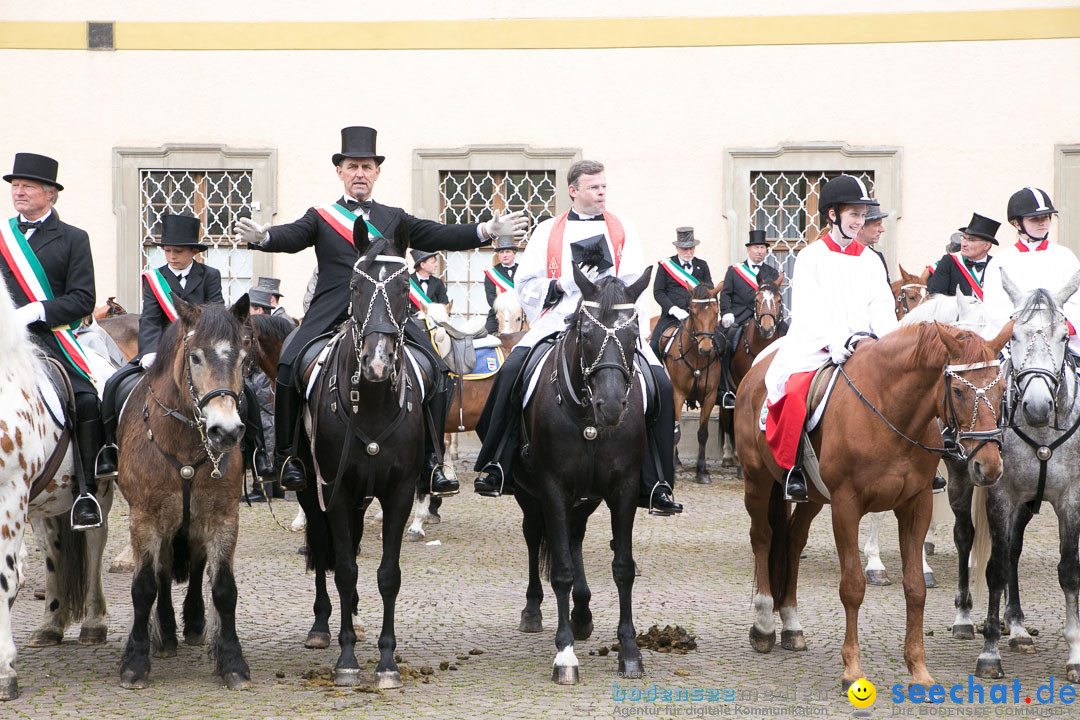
[438,170,557,324]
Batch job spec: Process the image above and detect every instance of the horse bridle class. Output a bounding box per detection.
[677,297,722,361]
[895,282,928,317]
[349,254,410,384]
[1005,318,1071,429]
[558,300,638,409]
[754,290,782,336]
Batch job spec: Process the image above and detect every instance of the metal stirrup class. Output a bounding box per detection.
[70,493,103,531]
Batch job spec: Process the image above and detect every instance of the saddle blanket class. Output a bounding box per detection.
[521,347,651,413]
[459,346,503,380]
[305,342,426,404]
[36,368,65,428]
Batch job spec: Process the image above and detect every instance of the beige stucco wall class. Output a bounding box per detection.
[1,5,1078,315]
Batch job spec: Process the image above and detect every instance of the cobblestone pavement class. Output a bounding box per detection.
[7,450,1076,719]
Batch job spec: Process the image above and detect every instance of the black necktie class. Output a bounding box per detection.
[964,259,986,273]
[342,198,373,213]
[568,210,604,222]
[17,219,43,233]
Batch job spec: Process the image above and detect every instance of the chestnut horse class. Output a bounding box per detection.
[736,320,1011,690]
[659,282,723,484]
[892,265,931,319]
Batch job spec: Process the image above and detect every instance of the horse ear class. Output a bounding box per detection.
[934,320,963,358]
[897,264,910,281]
[988,319,1014,355]
[1053,269,1080,308]
[710,282,723,298]
[392,221,410,258]
[230,293,250,325]
[352,217,371,258]
[999,268,1024,308]
[174,296,201,327]
[627,266,653,301]
[571,263,595,297]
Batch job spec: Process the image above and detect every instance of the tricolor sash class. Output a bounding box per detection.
[821,233,865,256]
[315,203,384,245]
[926,261,938,275]
[731,261,759,290]
[484,266,514,293]
[1015,238,1049,253]
[659,258,700,291]
[949,253,984,301]
[409,278,433,311]
[0,217,93,380]
[142,268,179,321]
[546,211,625,278]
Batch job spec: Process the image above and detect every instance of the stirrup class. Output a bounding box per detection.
[932,474,946,494]
[721,391,736,411]
[428,460,460,498]
[783,468,808,504]
[278,455,307,491]
[647,483,676,517]
[475,462,505,498]
[71,493,104,531]
[95,443,118,479]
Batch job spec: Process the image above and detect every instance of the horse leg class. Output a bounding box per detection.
[1004,505,1036,653]
[609,492,642,679]
[0,497,26,700]
[299,489,332,649]
[26,516,66,647]
[672,389,685,467]
[949,479,977,639]
[152,541,178,658]
[778,502,822,651]
[894,492,934,688]
[290,506,307,533]
[182,548,207,645]
[975,492,1011,679]
[695,395,714,484]
[78,483,113,646]
[406,488,430,542]
[569,502,599,641]
[1057,508,1080,682]
[516,493,544,633]
[832,500,870,691]
[206,520,250,690]
[721,409,737,469]
[373,483,412,690]
[542,497,580,684]
[745,473,781,653]
[120,541,159,689]
[327,498,362,686]
[863,512,891,587]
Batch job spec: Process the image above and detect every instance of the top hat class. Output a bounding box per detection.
[865,206,890,222]
[152,213,207,251]
[673,227,700,248]
[248,287,274,309]
[332,126,385,167]
[571,234,614,273]
[958,213,1001,245]
[493,236,519,252]
[256,276,283,297]
[746,230,770,247]
[411,249,439,269]
[4,152,64,191]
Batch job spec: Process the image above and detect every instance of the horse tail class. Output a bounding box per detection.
[538,533,552,582]
[171,522,191,584]
[766,480,792,608]
[55,514,89,623]
[300,490,334,574]
[970,484,991,607]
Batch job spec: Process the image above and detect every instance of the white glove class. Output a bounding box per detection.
[721,312,735,329]
[581,265,601,283]
[829,340,853,365]
[14,302,43,326]
[140,352,157,369]
[668,306,689,321]
[484,210,528,240]
[235,217,271,247]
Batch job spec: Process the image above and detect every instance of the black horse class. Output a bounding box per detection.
[299,220,426,689]
[515,264,653,684]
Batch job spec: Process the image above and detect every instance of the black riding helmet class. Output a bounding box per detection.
[819,175,879,239]
[1007,187,1057,241]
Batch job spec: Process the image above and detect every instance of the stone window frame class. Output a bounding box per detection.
[1055,144,1080,254]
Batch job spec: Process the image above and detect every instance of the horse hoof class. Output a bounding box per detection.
[780,630,806,651]
[923,571,938,589]
[120,670,148,690]
[427,513,441,525]
[152,645,178,658]
[619,657,644,678]
[571,619,593,641]
[26,629,63,647]
[1008,636,1036,654]
[552,665,580,685]
[924,541,935,556]
[406,529,426,542]
[334,668,362,687]
[952,624,976,640]
[749,625,775,653]
[78,626,107,645]
[375,670,403,689]
[735,466,744,480]
[304,631,332,649]
[33,587,45,600]
[865,569,892,586]
[695,473,712,485]
[109,560,135,573]
[184,632,204,646]
[0,676,18,701]
[721,457,736,468]
[975,657,1005,679]
[223,672,250,691]
[518,611,543,633]
[1067,664,1080,684]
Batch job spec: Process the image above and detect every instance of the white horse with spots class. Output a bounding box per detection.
[0,273,115,701]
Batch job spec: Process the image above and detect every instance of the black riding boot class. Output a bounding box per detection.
[422,383,459,497]
[273,380,307,492]
[639,365,682,516]
[784,438,808,503]
[241,381,279,502]
[72,419,104,530]
[474,347,528,497]
[97,360,144,479]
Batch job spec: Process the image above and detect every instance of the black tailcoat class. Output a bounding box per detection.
[138,261,224,355]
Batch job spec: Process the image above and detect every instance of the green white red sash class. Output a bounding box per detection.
[731,261,759,290]
[142,268,179,321]
[0,217,93,380]
[659,258,700,291]
[314,203,384,245]
[409,277,433,310]
[949,253,984,301]
[546,211,625,278]
[926,261,938,275]
[484,266,514,293]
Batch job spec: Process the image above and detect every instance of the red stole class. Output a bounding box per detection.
[546,211,625,278]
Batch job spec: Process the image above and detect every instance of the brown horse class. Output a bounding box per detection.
[735,320,1011,691]
[659,283,723,484]
[892,265,931,319]
[99,313,140,362]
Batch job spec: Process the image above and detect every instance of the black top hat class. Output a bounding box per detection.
[256,276,283,297]
[865,206,890,222]
[958,213,1001,245]
[493,236,519,252]
[411,249,438,269]
[4,152,64,191]
[673,227,700,248]
[332,126,385,167]
[746,230,770,247]
[152,213,207,251]
[571,234,614,273]
[249,287,274,309]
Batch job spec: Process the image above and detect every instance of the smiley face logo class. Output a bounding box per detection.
[847,678,876,708]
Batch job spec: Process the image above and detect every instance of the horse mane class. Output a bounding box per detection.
[575,276,626,320]
[148,304,245,382]
[252,313,295,341]
[1013,287,1059,323]
[0,271,42,392]
[907,322,994,369]
[758,281,782,296]
[493,290,521,313]
[691,282,714,300]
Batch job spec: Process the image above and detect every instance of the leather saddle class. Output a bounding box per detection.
[29,357,77,503]
[437,321,489,377]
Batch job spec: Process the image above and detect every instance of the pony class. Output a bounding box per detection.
[115,296,254,690]
[298,222,426,689]
[659,282,723,484]
[493,289,526,334]
[0,274,116,701]
[736,318,1011,690]
[892,265,931,319]
[98,313,140,363]
[514,265,653,684]
[968,271,1080,680]
[250,313,296,386]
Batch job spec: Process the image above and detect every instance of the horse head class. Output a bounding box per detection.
[754,275,784,339]
[571,264,652,427]
[687,282,722,356]
[1001,268,1080,428]
[166,295,253,453]
[493,291,525,334]
[350,218,411,383]
[893,265,929,319]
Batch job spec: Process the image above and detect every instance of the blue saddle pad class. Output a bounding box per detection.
[463,347,503,379]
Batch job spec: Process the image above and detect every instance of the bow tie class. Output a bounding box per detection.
[963,259,987,272]
[682,262,693,271]
[17,219,43,233]
[568,210,604,222]
[342,198,373,213]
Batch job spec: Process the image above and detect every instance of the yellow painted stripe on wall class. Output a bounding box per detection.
[2,9,1079,51]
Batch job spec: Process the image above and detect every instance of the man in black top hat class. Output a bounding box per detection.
[2,153,104,530]
[483,236,520,334]
[649,226,713,358]
[248,286,275,315]
[255,276,293,322]
[236,126,528,496]
[927,213,1000,299]
[857,205,892,286]
[408,249,449,317]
